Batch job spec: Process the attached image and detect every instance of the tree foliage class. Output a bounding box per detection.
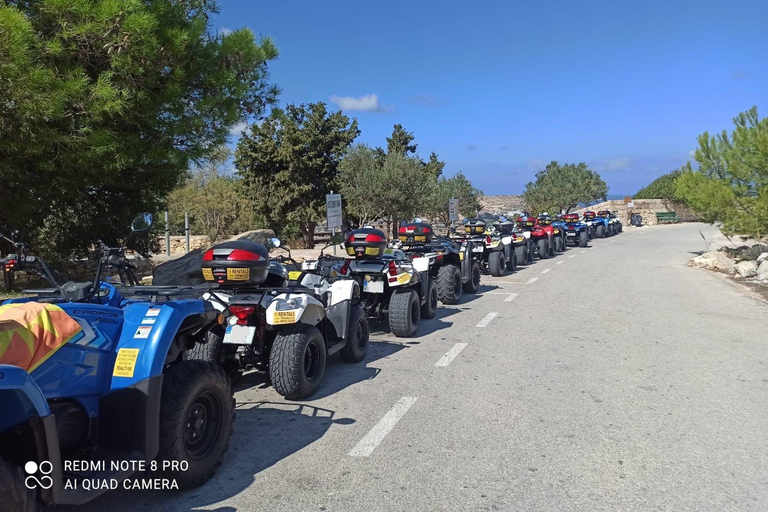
[235,102,359,247]
[386,124,417,156]
[429,172,483,226]
[523,161,608,214]
[634,170,683,200]
[676,107,768,241]
[0,0,278,257]
[166,147,256,243]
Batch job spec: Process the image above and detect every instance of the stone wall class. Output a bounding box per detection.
[156,235,210,254]
[573,199,698,226]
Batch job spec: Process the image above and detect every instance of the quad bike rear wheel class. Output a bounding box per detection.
[421,278,438,319]
[462,261,481,293]
[537,239,550,259]
[389,288,420,337]
[596,224,606,238]
[488,251,506,276]
[514,244,528,265]
[0,457,40,512]
[156,360,235,489]
[188,327,242,385]
[436,264,462,305]
[271,323,327,399]
[340,306,370,363]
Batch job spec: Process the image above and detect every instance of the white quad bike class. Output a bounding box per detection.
[194,238,369,400]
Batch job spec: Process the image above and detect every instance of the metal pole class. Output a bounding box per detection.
[332,226,336,255]
[184,212,190,254]
[165,211,170,256]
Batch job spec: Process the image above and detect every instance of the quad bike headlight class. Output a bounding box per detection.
[276,298,302,311]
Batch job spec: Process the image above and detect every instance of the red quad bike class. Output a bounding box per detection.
[517,216,555,260]
[537,214,566,254]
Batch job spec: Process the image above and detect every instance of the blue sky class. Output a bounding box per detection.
[216,0,768,196]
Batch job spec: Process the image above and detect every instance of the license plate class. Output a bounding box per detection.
[223,325,256,345]
[363,280,384,293]
[473,246,484,252]
[414,235,426,242]
[227,268,250,281]
[567,232,576,236]
[273,310,297,324]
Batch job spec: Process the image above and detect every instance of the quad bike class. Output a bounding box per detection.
[0,214,233,512]
[537,214,566,254]
[396,221,480,305]
[602,210,622,235]
[339,228,434,337]
[457,218,514,277]
[581,211,598,239]
[516,215,555,260]
[589,211,613,238]
[195,237,369,399]
[562,213,590,247]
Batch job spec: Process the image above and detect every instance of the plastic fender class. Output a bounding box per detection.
[302,259,319,271]
[0,364,51,419]
[412,257,430,272]
[501,236,513,245]
[203,291,230,313]
[266,293,325,326]
[328,279,359,307]
[110,300,208,388]
[522,231,531,239]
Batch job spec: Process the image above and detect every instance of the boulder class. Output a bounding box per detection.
[734,260,758,279]
[757,252,768,264]
[152,249,206,286]
[757,259,768,280]
[691,251,735,273]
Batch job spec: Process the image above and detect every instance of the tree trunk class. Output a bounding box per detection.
[302,222,316,249]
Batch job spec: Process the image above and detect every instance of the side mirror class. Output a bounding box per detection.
[267,237,281,249]
[131,213,154,233]
[330,233,344,245]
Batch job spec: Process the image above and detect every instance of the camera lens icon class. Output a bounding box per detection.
[24,460,54,490]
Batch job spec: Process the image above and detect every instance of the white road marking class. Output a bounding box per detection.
[541,268,551,274]
[476,312,498,327]
[349,397,419,457]
[556,261,564,265]
[525,277,538,285]
[483,292,518,302]
[569,255,577,259]
[435,343,468,367]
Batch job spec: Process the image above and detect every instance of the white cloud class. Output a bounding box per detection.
[228,121,248,139]
[687,149,696,158]
[606,157,631,171]
[527,159,546,171]
[329,94,389,113]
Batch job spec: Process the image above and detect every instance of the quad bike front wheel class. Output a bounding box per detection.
[340,306,370,363]
[421,278,438,319]
[514,244,528,266]
[463,260,481,293]
[488,251,506,276]
[270,323,327,399]
[389,288,420,337]
[156,360,235,489]
[436,264,462,305]
[579,231,589,247]
[596,224,606,238]
[0,457,40,512]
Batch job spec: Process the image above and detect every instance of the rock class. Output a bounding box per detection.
[691,251,735,272]
[743,244,768,261]
[152,249,206,286]
[757,252,768,264]
[734,260,758,278]
[140,275,153,285]
[758,259,768,280]
[228,229,276,244]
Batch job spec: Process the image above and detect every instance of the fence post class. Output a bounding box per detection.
[184,212,190,254]
[165,211,170,256]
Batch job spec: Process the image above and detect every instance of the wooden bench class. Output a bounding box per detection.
[655,211,682,223]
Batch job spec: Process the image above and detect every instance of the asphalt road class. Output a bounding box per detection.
[73,222,768,512]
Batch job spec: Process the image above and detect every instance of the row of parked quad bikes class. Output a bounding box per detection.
[0,210,621,510]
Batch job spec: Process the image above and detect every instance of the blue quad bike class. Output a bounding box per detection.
[0,214,233,511]
[561,214,590,247]
[589,211,613,238]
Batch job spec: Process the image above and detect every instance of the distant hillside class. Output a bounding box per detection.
[479,195,526,213]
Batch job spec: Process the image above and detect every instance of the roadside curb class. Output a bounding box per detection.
[690,266,768,306]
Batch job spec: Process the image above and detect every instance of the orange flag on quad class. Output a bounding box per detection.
[0,303,82,372]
